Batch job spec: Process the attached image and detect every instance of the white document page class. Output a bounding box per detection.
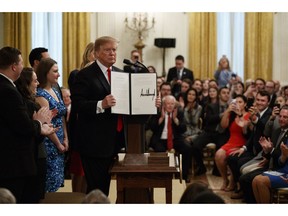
[111,72,130,114]
[131,73,157,115]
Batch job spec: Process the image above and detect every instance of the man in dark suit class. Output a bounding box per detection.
[123,49,143,73]
[166,55,194,97]
[0,46,55,203]
[227,90,272,199]
[192,87,230,176]
[148,95,192,183]
[70,36,124,196]
[239,106,288,203]
[265,80,277,108]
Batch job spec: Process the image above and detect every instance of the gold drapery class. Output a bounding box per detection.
[3,12,31,67]
[244,13,273,81]
[188,13,217,80]
[62,12,90,88]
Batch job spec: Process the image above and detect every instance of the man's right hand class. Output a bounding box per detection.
[102,94,116,109]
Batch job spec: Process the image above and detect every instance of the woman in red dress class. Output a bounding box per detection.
[215,95,251,191]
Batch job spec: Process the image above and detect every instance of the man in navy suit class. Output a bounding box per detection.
[0,46,55,203]
[71,36,124,196]
[166,55,194,97]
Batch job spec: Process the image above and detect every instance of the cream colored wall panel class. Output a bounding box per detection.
[273,13,288,86]
[90,12,188,78]
[0,13,3,47]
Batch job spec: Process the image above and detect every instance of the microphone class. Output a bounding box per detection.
[123,59,136,66]
[123,59,149,73]
[135,60,149,73]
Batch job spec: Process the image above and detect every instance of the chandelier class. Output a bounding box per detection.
[124,13,155,56]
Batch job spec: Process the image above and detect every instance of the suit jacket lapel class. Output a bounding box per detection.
[93,62,110,93]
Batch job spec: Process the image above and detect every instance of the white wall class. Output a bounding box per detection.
[273,12,288,86]
[90,12,189,77]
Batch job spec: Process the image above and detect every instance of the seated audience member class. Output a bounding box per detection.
[265,80,277,108]
[255,78,266,92]
[239,105,288,203]
[176,78,193,108]
[230,81,245,99]
[181,78,193,94]
[148,95,192,182]
[214,55,240,88]
[200,86,219,127]
[0,188,16,204]
[82,189,111,204]
[273,80,281,97]
[167,55,194,97]
[252,139,288,203]
[199,78,209,107]
[208,79,218,89]
[159,82,172,98]
[179,181,209,203]
[192,78,203,95]
[192,87,230,176]
[227,90,272,199]
[263,95,285,137]
[147,65,157,73]
[156,77,164,94]
[243,80,257,109]
[281,85,288,100]
[215,95,250,191]
[183,88,203,145]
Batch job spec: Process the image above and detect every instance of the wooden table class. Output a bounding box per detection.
[110,153,180,204]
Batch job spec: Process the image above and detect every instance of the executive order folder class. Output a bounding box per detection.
[111,72,157,115]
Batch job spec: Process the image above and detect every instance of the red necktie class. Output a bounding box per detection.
[167,113,173,150]
[107,68,111,83]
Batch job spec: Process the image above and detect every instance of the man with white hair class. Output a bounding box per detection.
[148,95,192,183]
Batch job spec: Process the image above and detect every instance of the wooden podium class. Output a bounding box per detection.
[111,153,179,203]
[120,115,151,203]
[110,71,160,203]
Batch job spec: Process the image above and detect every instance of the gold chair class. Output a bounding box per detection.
[271,187,288,203]
[203,143,216,170]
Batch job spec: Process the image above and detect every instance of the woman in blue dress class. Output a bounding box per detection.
[36,58,69,192]
[252,141,288,203]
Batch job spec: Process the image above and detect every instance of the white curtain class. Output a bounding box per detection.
[217,12,244,80]
[32,12,63,86]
